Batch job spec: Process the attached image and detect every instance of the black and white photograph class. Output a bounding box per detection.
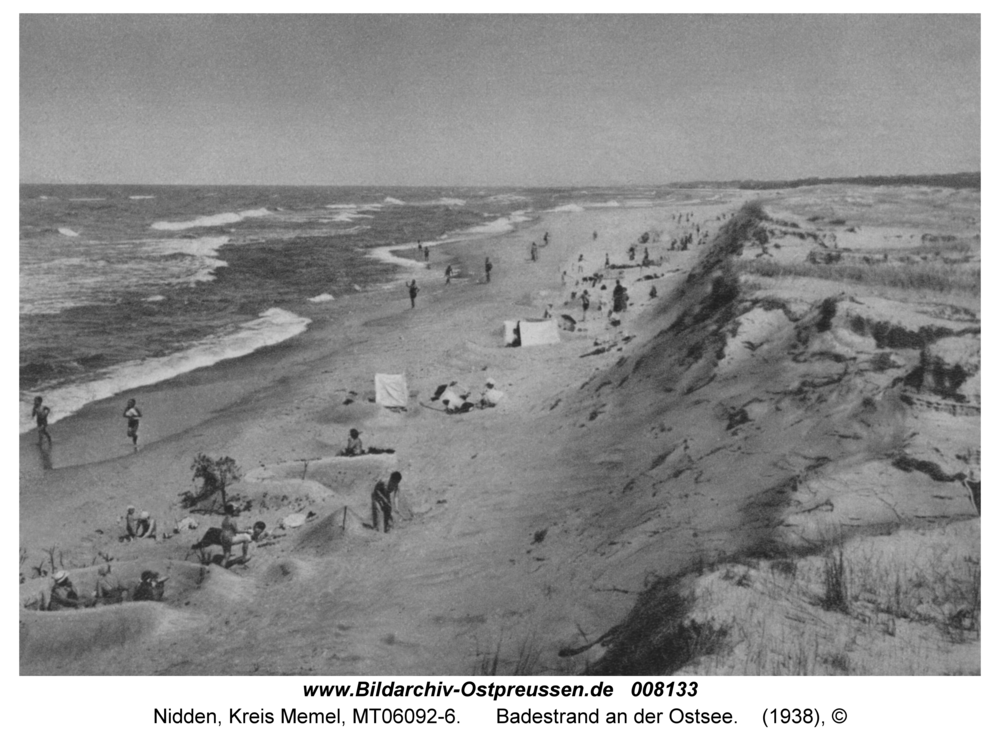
[19,11,981,686]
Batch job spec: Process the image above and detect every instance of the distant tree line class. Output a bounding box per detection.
[671,172,980,191]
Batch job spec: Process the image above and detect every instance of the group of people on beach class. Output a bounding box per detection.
[31,396,142,451]
[36,566,167,611]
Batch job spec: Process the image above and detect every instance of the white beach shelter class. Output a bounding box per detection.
[504,320,520,346]
[375,373,409,408]
[518,319,561,346]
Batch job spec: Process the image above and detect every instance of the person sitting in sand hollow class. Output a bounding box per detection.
[91,564,129,606]
[132,570,168,602]
[123,398,142,450]
[31,396,52,446]
[408,280,419,308]
[47,570,83,611]
[371,471,402,533]
[125,506,157,541]
[344,428,365,456]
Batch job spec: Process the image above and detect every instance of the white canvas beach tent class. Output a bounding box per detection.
[375,373,409,408]
[503,318,561,347]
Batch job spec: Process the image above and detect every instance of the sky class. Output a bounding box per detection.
[19,14,981,186]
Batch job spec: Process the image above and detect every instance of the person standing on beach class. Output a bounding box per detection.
[124,398,142,451]
[408,280,419,308]
[581,289,590,320]
[31,396,52,446]
[530,243,537,262]
[371,471,402,533]
[445,264,453,284]
[423,243,430,262]
[485,257,493,283]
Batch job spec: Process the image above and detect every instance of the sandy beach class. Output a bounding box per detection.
[19,188,980,675]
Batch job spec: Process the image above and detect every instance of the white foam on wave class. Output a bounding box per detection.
[58,227,79,237]
[151,208,271,231]
[582,200,622,208]
[129,195,156,200]
[461,211,533,235]
[486,193,530,202]
[325,203,358,210]
[437,197,466,206]
[547,204,585,213]
[308,293,335,303]
[383,197,405,205]
[20,307,310,434]
[144,295,166,302]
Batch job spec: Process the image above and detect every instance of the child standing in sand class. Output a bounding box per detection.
[31,396,52,446]
[124,398,142,451]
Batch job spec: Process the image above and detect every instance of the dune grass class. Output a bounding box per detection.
[734,258,980,295]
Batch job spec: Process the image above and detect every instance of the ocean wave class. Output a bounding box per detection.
[547,204,585,213]
[151,208,271,231]
[129,195,156,200]
[437,198,466,206]
[325,203,358,209]
[462,212,533,235]
[486,193,530,202]
[383,197,405,205]
[144,295,166,302]
[308,293,335,303]
[68,197,106,202]
[582,200,622,208]
[58,227,80,237]
[20,307,310,434]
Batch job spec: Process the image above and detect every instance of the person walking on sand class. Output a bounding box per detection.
[445,264,452,284]
[31,396,52,446]
[530,243,537,262]
[124,398,142,451]
[485,257,493,283]
[408,279,419,308]
[581,289,590,320]
[371,471,402,533]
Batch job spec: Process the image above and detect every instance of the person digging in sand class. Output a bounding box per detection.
[123,398,142,450]
[371,471,402,533]
[124,506,157,541]
[31,396,52,446]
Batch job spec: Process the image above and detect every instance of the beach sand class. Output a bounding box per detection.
[20,190,980,675]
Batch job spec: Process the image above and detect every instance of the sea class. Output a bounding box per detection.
[20,184,672,434]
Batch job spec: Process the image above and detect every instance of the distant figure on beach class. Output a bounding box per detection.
[485,257,493,283]
[642,247,651,267]
[613,280,628,313]
[581,289,590,319]
[91,564,128,606]
[421,242,429,261]
[605,253,610,267]
[31,396,52,446]
[371,471,402,533]
[543,232,549,246]
[125,506,157,540]
[445,264,453,284]
[124,398,142,450]
[593,231,598,240]
[408,280,419,308]
[344,428,365,456]
[47,570,83,611]
[649,285,658,299]
[530,243,537,262]
[628,245,636,262]
[577,254,584,273]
